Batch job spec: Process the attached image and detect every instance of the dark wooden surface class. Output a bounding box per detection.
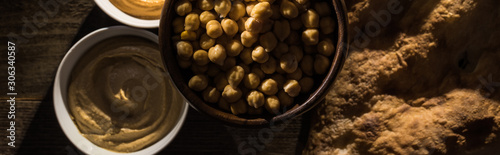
[0,0,310,154]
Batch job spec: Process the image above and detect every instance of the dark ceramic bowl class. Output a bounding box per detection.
[159,0,348,127]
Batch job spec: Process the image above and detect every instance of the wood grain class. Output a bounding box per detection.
[0,0,95,101]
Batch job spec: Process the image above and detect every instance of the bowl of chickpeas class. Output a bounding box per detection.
[159,0,348,127]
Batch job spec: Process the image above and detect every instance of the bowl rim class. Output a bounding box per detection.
[94,0,160,28]
[53,26,189,154]
[159,0,348,127]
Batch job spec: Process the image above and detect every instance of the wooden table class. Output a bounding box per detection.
[0,0,310,154]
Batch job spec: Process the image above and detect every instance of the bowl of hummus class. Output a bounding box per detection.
[94,0,164,28]
[53,26,189,154]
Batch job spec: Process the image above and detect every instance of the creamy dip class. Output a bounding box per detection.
[68,36,182,152]
[110,0,164,20]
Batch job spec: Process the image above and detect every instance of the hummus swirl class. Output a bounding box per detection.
[110,0,164,20]
[68,36,182,152]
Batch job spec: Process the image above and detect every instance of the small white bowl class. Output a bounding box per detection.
[95,0,160,28]
[53,26,188,155]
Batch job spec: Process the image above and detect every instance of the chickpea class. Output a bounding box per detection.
[271,74,286,88]
[226,65,245,87]
[222,85,242,103]
[246,1,258,16]
[191,64,208,74]
[280,53,298,73]
[199,34,215,50]
[248,106,264,115]
[241,31,259,47]
[301,55,314,76]
[302,29,319,45]
[192,40,201,51]
[294,0,307,5]
[287,68,302,80]
[259,78,278,95]
[270,4,281,19]
[195,26,205,36]
[229,1,246,21]
[278,91,294,107]
[259,32,278,52]
[214,0,231,18]
[289,45,303,61]
[247,90,265,108]
[192,49,210,65]
[221,56,237,71]
[261,56,276,74]
[216,34,230,45]
[203,87,220,103]
[231,100,248,115]
[251,64,266,79]
[245,17,263,33]
[176,41,193,60]
[260,19,274,33]
[290,17,303,30]
[243,73,261,89]
[192,8,203,14]
[240,85,250,96]
[286,31,300,45]
[240,63,250,74]
[206,20,223,38]
[185,13,200,31]
[221,19,239,37]
[265,96,281,114]
[240,48,254,65]
[314,54,330,74]
[181,30,197,41]
[200,11,217,29]
[299,77,314,93]
[207,63,221,77]
[218,98,230,111]
[320,17,336,35]
[318,39,334,56]
[304,45,316,54]
[274,42,288,57]
[172,35,181,43]
[177,56,192,69]
[280,0,299,19]
[273,51,283,60]
[197,0,214,11]
[252,46,269,63]
[208,44,227,66]
[295,1,309,13]
[275,61,285,74]
[175,0,192,16]
[251,2,273,19]
[173,17,185,34]
[239,85,249,94]
[220,57,236,71]
[258,0,275,3]
[214,74,228,91]
[237,17,248,32]
[188,74,209,91]
[273,20,290,42]
[314,2,331,17]
[301,10,319,28]
[283,79,301,97]
[223,40,243,57]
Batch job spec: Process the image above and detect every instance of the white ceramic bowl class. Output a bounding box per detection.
[53,26,189,155]
[94,0,160,28]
